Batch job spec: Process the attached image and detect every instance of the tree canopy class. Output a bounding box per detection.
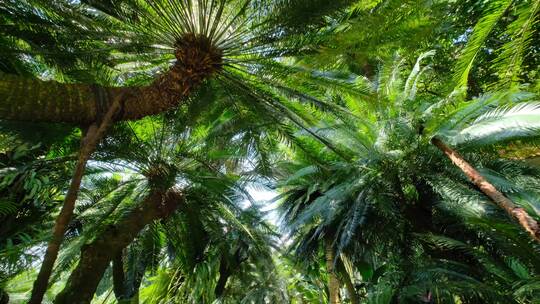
[1,0,539,303]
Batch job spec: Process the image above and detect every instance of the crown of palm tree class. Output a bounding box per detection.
[275,53,540,302]
[0,0,352,127]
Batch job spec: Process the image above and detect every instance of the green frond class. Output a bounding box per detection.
[449,102,540,148]
[453,0,513,89]
[492,0,540,88]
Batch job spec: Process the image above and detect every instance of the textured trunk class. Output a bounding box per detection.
[28,98,121,304]
[0,35,222,125]
[432,137,540,242]
[0,69,197,124]
[324,235,340,304]
[54,189,183,304]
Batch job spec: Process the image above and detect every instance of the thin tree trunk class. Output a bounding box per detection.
[324,235,341,304]
[432,137,540,242]
[29,98,121,304]
[339,268,358,304]
[214,255,232,299]
[54,189,182,304]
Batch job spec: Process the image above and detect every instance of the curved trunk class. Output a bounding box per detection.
[29,98,121,304]
[1,34,222,125]
[324,235,340,304]
[432,137,540,243]
[53,189,183,304]
[1,64,205,124]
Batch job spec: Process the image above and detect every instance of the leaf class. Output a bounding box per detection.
[453,0,513,89]
[450,102,540,147]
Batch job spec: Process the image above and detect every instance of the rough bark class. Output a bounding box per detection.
[0,34,222,125]
[324,235,341,304]
[54,189,183,304]
[432,137,540,243]
[28,98,121,304]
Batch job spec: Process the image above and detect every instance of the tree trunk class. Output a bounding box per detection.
[0,289,8,304]
[432,137,540,243]
[338,266,358,304]
[112,254,126,300]
[214,255,232,299]
[214,247,245,299]
[54,189,183,304]
[0,34,222,124]
[324,235,341,304]
[28,98,121,304]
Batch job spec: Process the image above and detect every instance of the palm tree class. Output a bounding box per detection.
[2,1,539,303]
[48,102,291,303]
[56,174,277,304]
[277,157,362,304]
[431,137,540,241]
[1,1,357,301]
[276,53,540,302]
[0,0,355,124]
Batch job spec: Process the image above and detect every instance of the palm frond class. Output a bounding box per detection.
[449,102,540,147]
[453,0,513,89]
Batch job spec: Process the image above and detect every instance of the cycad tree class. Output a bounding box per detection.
[277,53,540,302]
[49,109,280,303]
[0,1,355,301]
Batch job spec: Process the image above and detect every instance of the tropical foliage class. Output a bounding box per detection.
[0,0,539,303]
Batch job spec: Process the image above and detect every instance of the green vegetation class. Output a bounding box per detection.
[1,0,539,303]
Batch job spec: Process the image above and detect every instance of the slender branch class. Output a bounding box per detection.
[325,234,341,304]
[431,137,540,243]
[338,265,358,304]
[29,97,121,304]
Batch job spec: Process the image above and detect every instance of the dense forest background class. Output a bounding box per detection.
[1,0,540,303]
